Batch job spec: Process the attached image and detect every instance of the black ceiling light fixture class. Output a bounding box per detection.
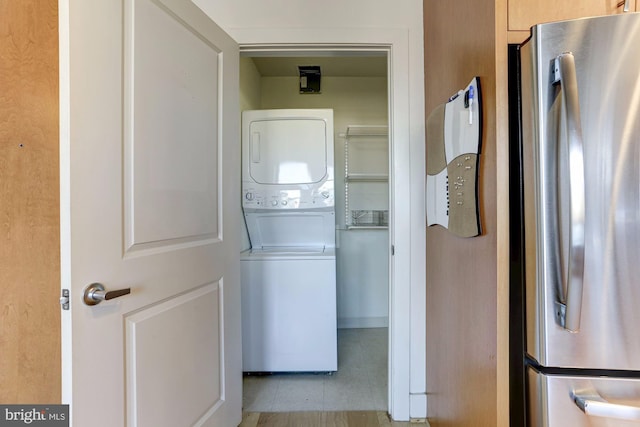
[298,66,321,94]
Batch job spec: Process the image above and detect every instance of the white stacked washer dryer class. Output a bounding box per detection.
[241,109,337,373]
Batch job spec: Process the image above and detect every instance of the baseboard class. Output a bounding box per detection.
[410,393,427,419]
[337,316,388,329]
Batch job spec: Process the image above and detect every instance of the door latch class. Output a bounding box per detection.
[60,289,70,311]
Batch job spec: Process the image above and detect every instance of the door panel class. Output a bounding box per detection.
[125,283,223,426]
[60,0,241,425]
[125,0,220,248]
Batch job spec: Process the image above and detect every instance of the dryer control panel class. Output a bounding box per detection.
[243,187,334,210]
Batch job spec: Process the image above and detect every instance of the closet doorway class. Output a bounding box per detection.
[239,50,390,413]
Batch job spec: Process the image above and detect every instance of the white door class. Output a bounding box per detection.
[59,0,241,426]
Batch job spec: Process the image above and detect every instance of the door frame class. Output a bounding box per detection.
[234,27,426,421]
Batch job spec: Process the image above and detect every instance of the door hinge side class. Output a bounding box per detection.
[60,289,70,311]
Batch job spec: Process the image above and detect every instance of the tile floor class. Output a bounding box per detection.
[242,328,388,412]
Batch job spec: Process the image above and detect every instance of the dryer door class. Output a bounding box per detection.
[247,116,330,185]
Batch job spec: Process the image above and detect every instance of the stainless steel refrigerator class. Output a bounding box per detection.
[518,12,640,426]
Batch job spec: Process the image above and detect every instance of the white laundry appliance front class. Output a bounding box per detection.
[241,109,337,372]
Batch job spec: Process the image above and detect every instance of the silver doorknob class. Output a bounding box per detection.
[83,283,131,306]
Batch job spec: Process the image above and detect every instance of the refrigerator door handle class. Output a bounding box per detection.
[552,52,586,332]
[572,391,640,421]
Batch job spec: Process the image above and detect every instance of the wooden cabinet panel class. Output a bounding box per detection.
[0,0,61,404]
[424,0,501,425]
[509,0,637,31]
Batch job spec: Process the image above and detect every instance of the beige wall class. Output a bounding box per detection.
[240,57,262,111]
[260,76,388,127]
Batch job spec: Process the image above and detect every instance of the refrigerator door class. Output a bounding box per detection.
[528,368,640,427]
[521,13,640,370]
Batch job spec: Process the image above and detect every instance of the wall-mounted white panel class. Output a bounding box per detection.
[124,0,220,250]
[125,283,223,427]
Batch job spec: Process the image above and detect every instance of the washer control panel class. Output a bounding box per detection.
[243,187,334,209]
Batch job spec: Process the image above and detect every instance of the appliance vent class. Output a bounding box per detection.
[298,66,321,94]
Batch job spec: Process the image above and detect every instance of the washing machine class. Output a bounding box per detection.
[241,109,337,372]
